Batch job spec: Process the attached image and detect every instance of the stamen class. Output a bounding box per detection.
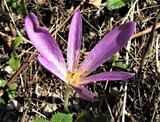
[67,71,81,85]
[66,65,88,86]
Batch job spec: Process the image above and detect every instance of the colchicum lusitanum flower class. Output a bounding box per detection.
[25,10,136,101]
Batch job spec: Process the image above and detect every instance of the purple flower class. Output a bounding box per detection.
[25,10,136,101]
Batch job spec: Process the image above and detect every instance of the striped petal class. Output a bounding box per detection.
[80,71,135,85]
[37,55,66,82]
[78,22,136,75]
[25,12,67,76]
[67,10,82,72]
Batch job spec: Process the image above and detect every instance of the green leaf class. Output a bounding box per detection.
[109,52,120,64]
[0,97,5,104]
[9,83,18,90]
[12,36,23,49]
[18,4,27,15]
[32,119,48,122]
[11,2,18,9]
[8,52,21,71]
[107,0,130,10]
[8,91,16,100]
[115,62,127,69]
[11,1,27,15]
[51,112,72,122]
[0,80,7,87]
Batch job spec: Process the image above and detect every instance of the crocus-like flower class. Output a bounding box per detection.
[25,10,136,101]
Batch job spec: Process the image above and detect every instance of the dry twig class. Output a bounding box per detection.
[138,13,160,74]
[132,22,160,39]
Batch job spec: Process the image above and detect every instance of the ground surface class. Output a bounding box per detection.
[0,0,160,122]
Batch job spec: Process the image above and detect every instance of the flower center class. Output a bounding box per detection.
[67,69,87,86]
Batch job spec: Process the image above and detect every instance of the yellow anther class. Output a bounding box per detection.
[66,66,88,86]
[67,71,81,85]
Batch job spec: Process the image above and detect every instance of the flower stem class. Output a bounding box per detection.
[64,85,71,112]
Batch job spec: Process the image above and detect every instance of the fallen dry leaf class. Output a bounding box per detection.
[89,0,102,8]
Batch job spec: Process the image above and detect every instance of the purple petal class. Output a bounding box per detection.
[67,10,82,72]
[25,12,67,76]
[78,22,136,75]
[37,55,66,82]
[73,86,94,101]
[80,71,135,85]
